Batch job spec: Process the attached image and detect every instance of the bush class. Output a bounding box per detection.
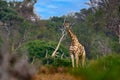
[41,57,71,67]
[52,58,71,67]
[19,40,69,64]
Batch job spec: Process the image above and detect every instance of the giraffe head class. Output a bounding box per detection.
[64,21,70,28]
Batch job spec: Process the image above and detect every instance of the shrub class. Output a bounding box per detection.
[19,40,69,65]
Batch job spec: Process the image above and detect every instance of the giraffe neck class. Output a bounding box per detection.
[67,27,78,43]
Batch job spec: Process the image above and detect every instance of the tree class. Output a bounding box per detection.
[8,0,39,22]
[0,0,39,54]
[87,0,120,44]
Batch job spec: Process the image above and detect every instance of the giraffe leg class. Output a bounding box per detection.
[70,54,74,68]
[75,53,79,68]
[82,51,85,67]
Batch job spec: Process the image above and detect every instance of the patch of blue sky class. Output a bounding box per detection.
[34,0,90,19]
[6,0,23,2]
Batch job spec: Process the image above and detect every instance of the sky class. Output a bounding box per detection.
[34,0,89,19]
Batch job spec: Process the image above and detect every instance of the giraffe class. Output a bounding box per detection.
[64,21,86,67]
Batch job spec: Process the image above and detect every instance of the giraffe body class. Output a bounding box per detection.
[64,21,86,67]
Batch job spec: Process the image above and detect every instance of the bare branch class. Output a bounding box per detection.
[51,17,67,57]
[51,32,66,57]
[118,25,120,44]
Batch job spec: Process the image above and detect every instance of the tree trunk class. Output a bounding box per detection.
[11,42,15,54]
[118,25,120,44]
[51,32,65,57]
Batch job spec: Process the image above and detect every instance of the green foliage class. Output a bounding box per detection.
[0,1,7,9]
[0,0,40,54]
[41,57,54,65]
[0,1,22,22]
[70,54,120,80]
[111,41,120,53]
[21,40,69,63]
[42,57,71,67]
[46,16,64,33]
[52,58,71,67]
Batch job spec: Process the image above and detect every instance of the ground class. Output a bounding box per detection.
[33,73,80,80]
[32,66,83,80]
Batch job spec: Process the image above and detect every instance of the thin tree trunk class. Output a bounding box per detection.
[51,17,67,57]
[118,25,120,44]
[61,52,64,59]
[51,31,65,57]
[11,42,15,54]
[45,49,48,58]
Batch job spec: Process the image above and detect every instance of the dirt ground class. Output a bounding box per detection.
[32,66,83,80]
[33,73,81,80]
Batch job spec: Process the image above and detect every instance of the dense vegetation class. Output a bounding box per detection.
[70,54,120,80]
[0,0,120,80]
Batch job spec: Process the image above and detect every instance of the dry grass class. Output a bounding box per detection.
[38,66,68,74]
[33,73,81,80]
[32,66,83,80]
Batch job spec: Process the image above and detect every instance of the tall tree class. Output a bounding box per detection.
[0,0,39,54]
[87,0,120,43]
[9,0,39,22]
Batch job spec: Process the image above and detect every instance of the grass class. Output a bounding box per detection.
[69,54,120,80]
